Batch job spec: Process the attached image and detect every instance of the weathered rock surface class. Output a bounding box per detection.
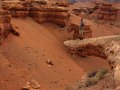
[4,1,69,27]
[0,10,12,39]
[64,35,120,89]
[96,3,119,21]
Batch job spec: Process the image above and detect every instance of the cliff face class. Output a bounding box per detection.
[96,3,118,21]
[67,0,120,3]
[105,0,120,2]
[0,10,13,39]
[64,35,120,90]
[77,0,120,2]
[51,0,120,2]
[3,1,69,27]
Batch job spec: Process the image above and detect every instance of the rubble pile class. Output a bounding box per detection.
[97,3,118,21]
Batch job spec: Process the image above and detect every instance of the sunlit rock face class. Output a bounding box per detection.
[64,35,120,89]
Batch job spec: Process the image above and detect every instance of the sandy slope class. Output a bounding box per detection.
[0,17,110,90]
[0,18,84,90]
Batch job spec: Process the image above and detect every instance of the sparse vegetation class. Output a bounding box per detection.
[66,69,108,90]
[85,69,108,87]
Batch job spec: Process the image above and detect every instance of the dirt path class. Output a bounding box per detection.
[0,18,110,90]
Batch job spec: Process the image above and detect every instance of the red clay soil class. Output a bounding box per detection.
[0,14,119,90]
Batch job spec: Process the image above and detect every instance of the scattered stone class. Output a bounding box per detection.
[22,80,41,90]
[54,81,57,83]
[8,64,12,67]
[46,59,54,65]
[68,69,71,71]
[48,65,51,68]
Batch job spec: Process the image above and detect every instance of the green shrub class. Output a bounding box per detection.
[66,69,108,90]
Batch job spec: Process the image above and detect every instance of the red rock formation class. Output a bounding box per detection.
[0,9,18,39]
[97,3,118,21]
[8,4,29,18]
[31,6,69,27]
[6,1,69,27]
[0,10,12,38]
[55,2,69,7]
[68,23,92,39]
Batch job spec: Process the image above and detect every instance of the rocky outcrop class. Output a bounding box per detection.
[31,6,69,27]
[64,35,120,89]
[8,4,29,18]
[0,10,12,39]
[4,1,69,27]
[53,2,69,7]
[0,10,19,41]
[68,23,92,39]
[96,3,119,21]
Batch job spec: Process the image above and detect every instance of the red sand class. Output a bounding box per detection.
[0,0,119,89]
